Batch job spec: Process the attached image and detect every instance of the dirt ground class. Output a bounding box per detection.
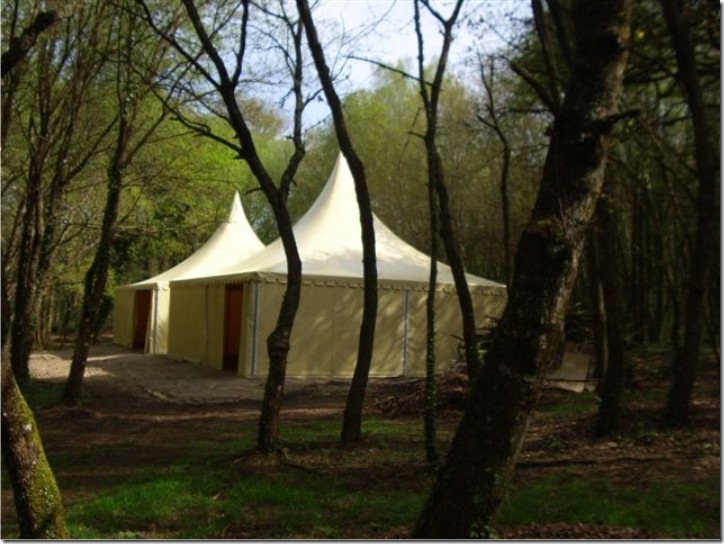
[2,343,721,539]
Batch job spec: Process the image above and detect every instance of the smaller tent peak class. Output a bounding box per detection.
[226,192,244,223]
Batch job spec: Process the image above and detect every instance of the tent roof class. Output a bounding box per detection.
[178,154,504,289]
[120,192,265,289]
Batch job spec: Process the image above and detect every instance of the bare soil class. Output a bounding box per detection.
[2,343,720,539]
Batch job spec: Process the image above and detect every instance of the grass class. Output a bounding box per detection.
[3,374,719,539]
[499,474,720,538]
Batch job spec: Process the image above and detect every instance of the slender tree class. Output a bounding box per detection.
[413,0,482,380]
[660,0,720,426]
[8,1,115,383]
[593,182,627,435]
[63,2,171,405]
[478,56,514,286]
[295,0,379,445]
[413,0,632,536]
[136,0,310,452]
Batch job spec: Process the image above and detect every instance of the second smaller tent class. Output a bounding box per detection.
[112,192,264,354]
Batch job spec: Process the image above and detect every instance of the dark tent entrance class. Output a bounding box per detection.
[223,284,244,371]
[132,290,152,350]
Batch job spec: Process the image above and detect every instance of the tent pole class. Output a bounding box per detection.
[251,281,260,376]
[402,290,410,377]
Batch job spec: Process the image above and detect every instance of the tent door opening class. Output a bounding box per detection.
[223,284,244,372]
[133,290,152,350]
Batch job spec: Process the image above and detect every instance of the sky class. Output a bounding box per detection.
[302,0,528,124]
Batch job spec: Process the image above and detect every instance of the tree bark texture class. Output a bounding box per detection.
[425,162,440,469]
[594,189,627,436]
[413,0,480,380]
[171,0,304,453]
[413,0,631,537]
[2,358,69,538]
[63,145,125,405]
[1,11,57,77]
[295,0,379,445]
[659,0,720,426]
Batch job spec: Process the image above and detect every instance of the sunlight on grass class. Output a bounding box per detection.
[67,468,224,538]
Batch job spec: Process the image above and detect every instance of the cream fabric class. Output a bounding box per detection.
[168,154,507,377]
[113,193,265,353]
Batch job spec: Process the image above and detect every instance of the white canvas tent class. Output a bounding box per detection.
[167,154,507,377]
[112,192,264,354]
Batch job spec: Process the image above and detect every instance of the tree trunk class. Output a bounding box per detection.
[1,357,68,538]
[425,164,440,469]
[586,226,608,388]
[63,158,124,405]
[594,189,627,435]
[660,0,720,426]
[10,169,44,383]
[295,0,379,446]
[413,0,631,536]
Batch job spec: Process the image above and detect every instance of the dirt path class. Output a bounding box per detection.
[28,343,364,406]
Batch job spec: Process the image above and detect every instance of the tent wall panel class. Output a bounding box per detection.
[369,289,405,377]
[167,285,207,364]
[112,290,135,348]
[286,284,335,376]
[145,288,170,353]
[404,290,431,377]
[331,286,362,376]
[240,282,258,376]
[241,281,285,376]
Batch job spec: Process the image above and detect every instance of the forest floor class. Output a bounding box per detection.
[1,343,720,539]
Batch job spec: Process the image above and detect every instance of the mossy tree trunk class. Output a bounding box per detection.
[413,0,632,536]
[1,357,68,539]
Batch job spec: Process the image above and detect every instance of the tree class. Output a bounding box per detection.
[0,5,68,536]
[295,0,379,445]
[413,0,482,380]
[6,1,115,383]
[478,56,514,286]
[1,359,69,538]
[63,1,172,405]
[135,0,310,453]
[593,178,628,435]
[660,0,720,426]
[1,10,57,77]
[413,0,632,536]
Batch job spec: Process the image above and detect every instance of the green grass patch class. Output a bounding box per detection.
[535,391,599,422]
[500,474,720,538]
[67,467,225,539]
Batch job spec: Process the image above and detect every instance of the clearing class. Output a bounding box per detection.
[1,343,720,539]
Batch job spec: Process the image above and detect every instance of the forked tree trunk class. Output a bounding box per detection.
[413,0,631,536]
[412,0,481,380]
